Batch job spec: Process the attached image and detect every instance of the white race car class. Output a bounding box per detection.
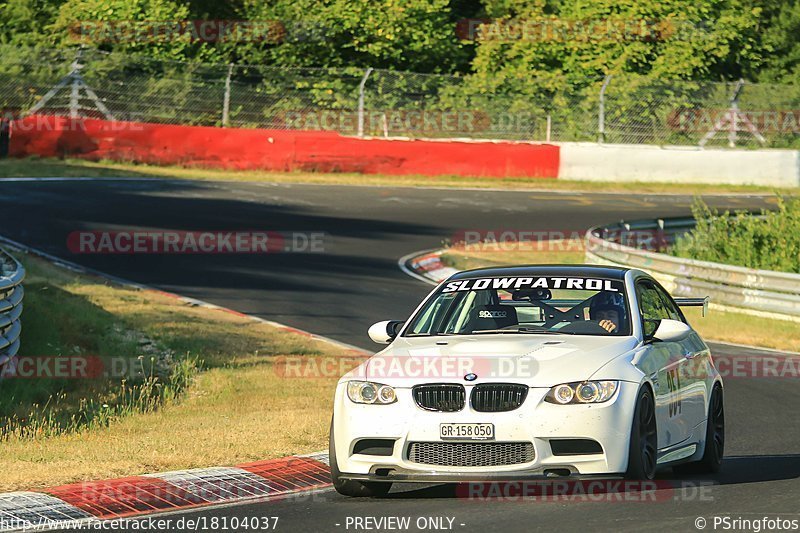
[330,266,724,497]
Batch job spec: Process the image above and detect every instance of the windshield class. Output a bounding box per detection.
[405,275,631,337]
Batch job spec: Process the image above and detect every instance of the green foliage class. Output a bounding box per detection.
[757,0,800,82]
[671,197,800,273]
[459,0,769,117]
[0,1,796,144]
[0,0,793,81]
[0,0,59,46]
[234,0,471,72]
[50,0,205,61]
[471,0,771,80]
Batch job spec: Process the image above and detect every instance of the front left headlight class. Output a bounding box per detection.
[544,380,618,405]
[347,380,397,405]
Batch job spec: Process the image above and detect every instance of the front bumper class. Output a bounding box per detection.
[332,381,640,480]
[339,469,623,483]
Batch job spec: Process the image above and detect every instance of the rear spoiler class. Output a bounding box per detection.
[674,296,710,317]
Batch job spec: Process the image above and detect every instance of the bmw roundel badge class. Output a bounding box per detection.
[464,373,478,382]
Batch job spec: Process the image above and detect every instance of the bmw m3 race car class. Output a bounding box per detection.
[330,265,724,497]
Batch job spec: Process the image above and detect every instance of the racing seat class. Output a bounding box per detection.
[467,305,518,332]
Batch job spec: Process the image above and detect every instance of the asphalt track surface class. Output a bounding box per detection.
[1,178,797,532]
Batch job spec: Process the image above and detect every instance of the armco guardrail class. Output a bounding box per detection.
[585,217,800,320]
[0,247,24,372]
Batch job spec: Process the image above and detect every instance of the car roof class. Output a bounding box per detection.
[447,264,630,281]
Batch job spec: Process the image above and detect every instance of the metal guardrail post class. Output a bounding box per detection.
[598,75,612,143]
[222,63,233,128]
[357,67,374,138]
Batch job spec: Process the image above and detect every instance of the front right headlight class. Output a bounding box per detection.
[347,380,397,405]
[544,381,618,404]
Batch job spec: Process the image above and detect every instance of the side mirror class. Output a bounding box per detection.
[651,319,692,343]
[368,320,403,344]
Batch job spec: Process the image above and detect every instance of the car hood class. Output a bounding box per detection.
[344,334,639,388]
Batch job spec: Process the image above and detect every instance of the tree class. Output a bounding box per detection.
[49,0,223,62]
[755,0,800,82]
[465,0,767,87]
[0,0,61,46]
[231,0,472,72]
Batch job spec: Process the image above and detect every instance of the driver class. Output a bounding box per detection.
[589,292,627,334]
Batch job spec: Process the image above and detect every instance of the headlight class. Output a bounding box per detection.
[347,381,397,405]
[545,381,618,404]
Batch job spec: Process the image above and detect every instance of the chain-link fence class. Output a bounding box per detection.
[2,45,799,149]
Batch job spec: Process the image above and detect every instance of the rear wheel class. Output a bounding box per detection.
[625,387,658,480]
[674,384,724,475]
[329,419,392,497]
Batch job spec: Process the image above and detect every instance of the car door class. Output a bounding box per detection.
[652,282,709,438]
[636,280,690,448]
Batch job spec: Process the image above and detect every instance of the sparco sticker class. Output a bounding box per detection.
[441,277,624,293]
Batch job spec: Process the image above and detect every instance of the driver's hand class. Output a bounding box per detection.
[598,319,617,333]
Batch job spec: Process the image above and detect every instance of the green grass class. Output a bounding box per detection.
[0,252,354,490]
[3,261,175,438]
[0,157,789,195]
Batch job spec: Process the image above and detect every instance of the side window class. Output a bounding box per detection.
[653,284,683,322]
[636,281,671,338]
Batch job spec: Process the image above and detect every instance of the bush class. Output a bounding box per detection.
[670,197,800,273]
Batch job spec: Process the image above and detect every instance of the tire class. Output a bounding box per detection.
[329,419,392,497]
[625,386,658,480]
[674,384,724,475]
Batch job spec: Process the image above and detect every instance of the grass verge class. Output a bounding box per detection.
[0,157,787,195]
[439,242,800,353]
[0,252,359,491]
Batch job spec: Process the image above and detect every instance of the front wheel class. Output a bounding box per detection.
[329,419,392,497]
[625,386,658,480]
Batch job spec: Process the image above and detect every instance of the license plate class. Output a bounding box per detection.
[440,423,495,441]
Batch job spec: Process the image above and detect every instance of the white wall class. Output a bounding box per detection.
[558,142,800,187]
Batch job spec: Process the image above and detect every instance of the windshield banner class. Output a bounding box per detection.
[442,277,624,293]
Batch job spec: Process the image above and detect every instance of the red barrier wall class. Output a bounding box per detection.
[9,115,559,178]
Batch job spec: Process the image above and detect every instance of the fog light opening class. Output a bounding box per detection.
[544,468,572,477]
